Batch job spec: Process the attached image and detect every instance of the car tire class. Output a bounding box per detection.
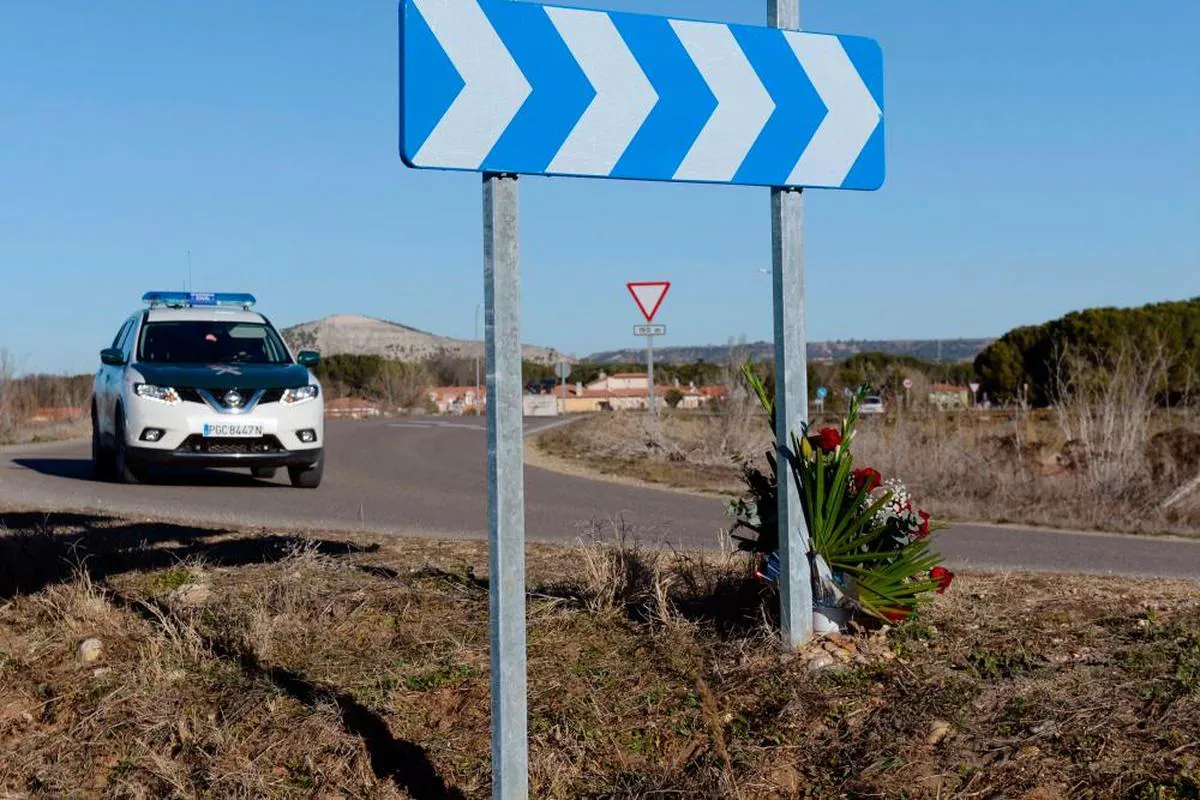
[287,453,323,489]
[251,466,278,480]
[113,408,144,485]
[91,406,116,482]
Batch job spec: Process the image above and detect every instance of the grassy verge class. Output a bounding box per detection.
[535,411,1200,537]
[0,415,89,446]
[2,510,1199,798]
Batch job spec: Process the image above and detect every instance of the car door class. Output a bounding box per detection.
[98,317,134,435]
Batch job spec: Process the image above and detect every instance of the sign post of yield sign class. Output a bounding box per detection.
[401,0,883,792]
[627,281,670,415]
[555,359,571,412]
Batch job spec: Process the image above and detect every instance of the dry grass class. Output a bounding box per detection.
[538,402,1200,538]
[0,349,91,445]
[2,510,1199,798]
[538,412,771,494]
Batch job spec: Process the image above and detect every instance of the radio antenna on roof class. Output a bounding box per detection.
[187,250,193,292]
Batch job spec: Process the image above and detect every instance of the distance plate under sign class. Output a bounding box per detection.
[634,324,666,336]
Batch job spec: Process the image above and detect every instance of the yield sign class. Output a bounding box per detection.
[627,281,670,323]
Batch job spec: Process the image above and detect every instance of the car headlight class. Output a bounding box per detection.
[134,384,180,404]
[281,385,320,405]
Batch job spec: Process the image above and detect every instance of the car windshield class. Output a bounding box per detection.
[138,321,292,365]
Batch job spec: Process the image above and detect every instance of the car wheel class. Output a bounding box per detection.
[113,409,144,485]
[287,453,323,489]
[91,406,116,481]
[252,466,278,480]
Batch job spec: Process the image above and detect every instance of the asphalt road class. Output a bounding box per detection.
[2,418,1199,579]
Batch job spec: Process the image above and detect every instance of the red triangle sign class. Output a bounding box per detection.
[627,281,670,323]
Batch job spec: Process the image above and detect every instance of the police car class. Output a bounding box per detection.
[91,292,325,488]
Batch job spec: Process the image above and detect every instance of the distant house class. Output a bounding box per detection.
[560,371,728,413]
[325,397,382,419]
[429,386,483,415]
[928,383,970,410]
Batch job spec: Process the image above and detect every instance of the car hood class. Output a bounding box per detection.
[132,362,312,391]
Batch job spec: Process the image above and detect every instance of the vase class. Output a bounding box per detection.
[813,605,851,636]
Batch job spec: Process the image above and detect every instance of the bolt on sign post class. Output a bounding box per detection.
[400,0,883,792]
[627,281,670,415]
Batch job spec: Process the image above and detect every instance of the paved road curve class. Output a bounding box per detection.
[2,418,1198,579]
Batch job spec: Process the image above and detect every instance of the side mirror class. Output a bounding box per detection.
[297,350,321,367]
[100,347,126,366]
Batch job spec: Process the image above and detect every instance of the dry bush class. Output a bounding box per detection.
[578,517,675,626]
[0,347,17,442]
[1053,344,1163,501]
[370,360,434,412]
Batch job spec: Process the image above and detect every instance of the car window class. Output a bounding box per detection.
[111,319,132,349]
[119,317,139,356]
[137,321,292,365]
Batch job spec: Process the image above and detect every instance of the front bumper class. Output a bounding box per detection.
[123,392,324,453]
[126,444,321,469]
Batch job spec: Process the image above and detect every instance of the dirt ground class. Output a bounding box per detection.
[2,509,1198,798]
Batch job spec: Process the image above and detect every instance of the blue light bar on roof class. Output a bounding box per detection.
[142,292,257,309]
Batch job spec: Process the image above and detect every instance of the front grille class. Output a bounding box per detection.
[177,435,284,456]
[174,387,288,408]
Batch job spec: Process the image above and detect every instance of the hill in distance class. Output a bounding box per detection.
[587,338,993,365]
[281,315,563,365]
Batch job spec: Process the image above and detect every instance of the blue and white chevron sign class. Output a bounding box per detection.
[399,0,884,190]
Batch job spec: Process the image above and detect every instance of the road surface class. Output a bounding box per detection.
[2,418,1198,579]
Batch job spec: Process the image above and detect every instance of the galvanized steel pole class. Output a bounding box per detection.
[483,172,528,798]
[647,334,656,414]
[770,0,814,648]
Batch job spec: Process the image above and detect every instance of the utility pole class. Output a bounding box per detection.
[770,0,814,648]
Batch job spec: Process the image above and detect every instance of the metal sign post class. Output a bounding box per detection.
[555,360,571,412]
[768,0,814,649]
[633,325,666,413]
[483,172,527,800]
[646,332,656,414]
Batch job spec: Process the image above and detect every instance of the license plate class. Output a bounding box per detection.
[202,423,263,438]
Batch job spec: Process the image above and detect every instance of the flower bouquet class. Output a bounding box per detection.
[728,367,953,625]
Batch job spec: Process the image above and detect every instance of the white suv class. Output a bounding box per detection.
[92,292,325,488]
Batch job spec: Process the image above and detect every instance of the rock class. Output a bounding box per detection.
[91,667,112,679]
[807,653,836,672]
[927,719,952,745]
[79,637,104,665]
[170,583,212,608]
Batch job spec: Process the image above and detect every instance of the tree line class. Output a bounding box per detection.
[973,297,1200,405]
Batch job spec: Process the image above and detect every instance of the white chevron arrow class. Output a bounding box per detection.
[785,34,881,187]
[411,0,531,169]
[670,20,775,183]
[545,7,658,176]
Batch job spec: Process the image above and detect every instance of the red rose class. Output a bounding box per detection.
[930,566,954,594]
[851,467,882,494]
[916,510,931,538]
[812,427,842,452]
[881,608,910,623]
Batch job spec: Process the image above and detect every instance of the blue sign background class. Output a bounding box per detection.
[400,0,884,190]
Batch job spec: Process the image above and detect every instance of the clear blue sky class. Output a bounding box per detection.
[2,1,1197,374]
